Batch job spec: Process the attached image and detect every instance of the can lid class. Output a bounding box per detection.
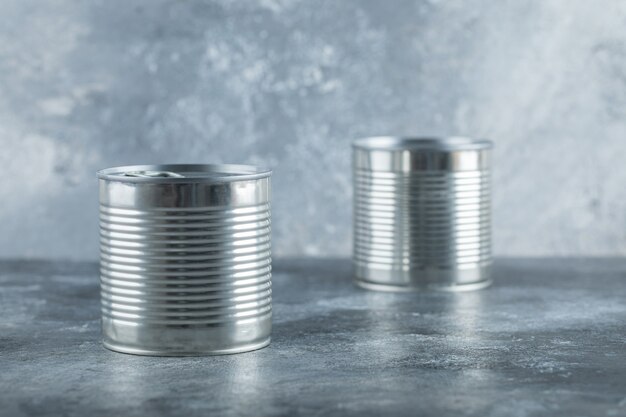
[97,164,272,183]
[352,136,493,151]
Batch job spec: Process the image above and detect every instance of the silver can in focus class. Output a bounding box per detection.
[97,164,272,356]
[353,137,493,291]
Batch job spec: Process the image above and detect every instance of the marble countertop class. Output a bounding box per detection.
[1,258,625,416]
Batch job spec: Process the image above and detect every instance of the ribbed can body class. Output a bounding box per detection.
[353,137,493,291]
[97,164,272,356]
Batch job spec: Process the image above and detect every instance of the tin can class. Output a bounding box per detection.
[97,164,272,356]
[353,137,493,291]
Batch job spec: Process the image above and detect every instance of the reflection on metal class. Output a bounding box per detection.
[98,164,272,356]
[353,137,493,291]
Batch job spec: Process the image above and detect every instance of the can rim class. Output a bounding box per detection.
[97,164,272,183]
[352,136,493,151]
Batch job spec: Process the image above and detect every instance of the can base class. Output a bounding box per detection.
[354,263,492,292]
[355,279,492,292]
[102,337,271,357]
[101,313,272,357]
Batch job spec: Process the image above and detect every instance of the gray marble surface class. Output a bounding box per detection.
[1,258,625,416]
[2,0,626,260]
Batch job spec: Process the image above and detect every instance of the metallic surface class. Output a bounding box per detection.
[353,137,493,291]
[97,164,272,356]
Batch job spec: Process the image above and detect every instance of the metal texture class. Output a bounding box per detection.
[353,137,493,291]
[97,164,272,356]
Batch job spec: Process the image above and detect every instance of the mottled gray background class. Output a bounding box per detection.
[1,0,625,260]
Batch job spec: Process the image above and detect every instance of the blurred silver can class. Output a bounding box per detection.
[97,164,272,356]
[353,137,493,291]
